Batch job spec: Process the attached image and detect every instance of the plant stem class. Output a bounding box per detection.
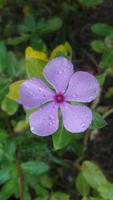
[103,107,113,119]
[16,149,24,200]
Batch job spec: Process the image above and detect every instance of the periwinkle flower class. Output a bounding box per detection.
[19,57,100,136]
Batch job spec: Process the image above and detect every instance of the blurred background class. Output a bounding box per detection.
[0,0,113,200]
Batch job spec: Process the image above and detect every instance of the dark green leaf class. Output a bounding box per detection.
[91,23,113,36]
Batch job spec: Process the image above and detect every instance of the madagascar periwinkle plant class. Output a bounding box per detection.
[18,56,100,136]
[1,1,113,199]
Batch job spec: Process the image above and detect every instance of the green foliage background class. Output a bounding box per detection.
[0,0,113,200]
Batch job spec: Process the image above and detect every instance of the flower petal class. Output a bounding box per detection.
[61,103,92,133]
[19,78,55,108]
[43,57,74,93]
[65,71,100,103]
[29,103,59,136]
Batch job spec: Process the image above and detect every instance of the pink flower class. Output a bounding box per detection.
[19,57,100,136]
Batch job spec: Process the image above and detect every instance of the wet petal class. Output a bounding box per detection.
[61,103,92,133]
[65,71,100,103]
[43,57,74,93]
[19,78,55,108]
[29,102,59,136]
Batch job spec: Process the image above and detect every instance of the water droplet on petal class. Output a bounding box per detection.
[38,87,43,92]
[56,70,62,75]
[31,127,35,132]
[72,92,79,98]
[81,122,86,129]
[64,105,69,110]
[49,115,55,120]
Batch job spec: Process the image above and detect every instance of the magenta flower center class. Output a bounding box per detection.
[54,93,64,104]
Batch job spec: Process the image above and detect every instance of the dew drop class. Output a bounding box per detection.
[72,92,79,98]
[89,95,94,100]
[81,122,86,129]
[64,105,69,110]
[56,70,62,75]
[49,115,55,120]
[49,121,54,125]
[31,127,35,132]
[38,87,43,92]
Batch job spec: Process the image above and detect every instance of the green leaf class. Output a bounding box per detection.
[25,58,47,79]
[76,172,90,195]
[1,97,18,115]
[90,111,107,129]
[96,73,106,87]
[24,14,36,30]
[22,161,49,176]
[0,41,7,72]
[100,50,113,68]
[106,86,113,98]
[5,141,16,162]
[78,0,103,7]
[7,34,30,45]
[91,40,108,53]
[52,121,73,150]
[91,23,113,36]
[0,168,11,185]
[38,17,62,34]
[50,192,70,200]
[38,174,53,189]
[7,80,24,101]
[98,182,113,200]
[0,180,16,200]
[82,161,107,189]
[0,79,10,102]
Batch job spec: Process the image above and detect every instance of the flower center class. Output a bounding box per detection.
[54,93,64,104]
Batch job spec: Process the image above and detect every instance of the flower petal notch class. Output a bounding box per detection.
[18,56,100,136]
[43,57,74,93]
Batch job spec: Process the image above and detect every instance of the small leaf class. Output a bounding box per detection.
[76,172,90,195]
[1,97,18,115]
[96,73,106,87]
[82,161,107,190]
[98,182,113,200]
[90,111,107,129]
[50,42,72,60]
[38,17,62,34]
[0,41,7,72]
[0,180,16,200]
[7,80,24,101]
[106,86,113,98]
[100,50,113,68]
[91,23,113,36]
[0,168,11,185]
[78,0,103,7]
[50,192,70,200]
[25,46,48,61]
[91,40,108,53]
[24,14,36,30]
[22,161,49,175]
[39,174,53,189]
[25,58,47,78]
[52,121,73,150]
[0,79,10,102]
